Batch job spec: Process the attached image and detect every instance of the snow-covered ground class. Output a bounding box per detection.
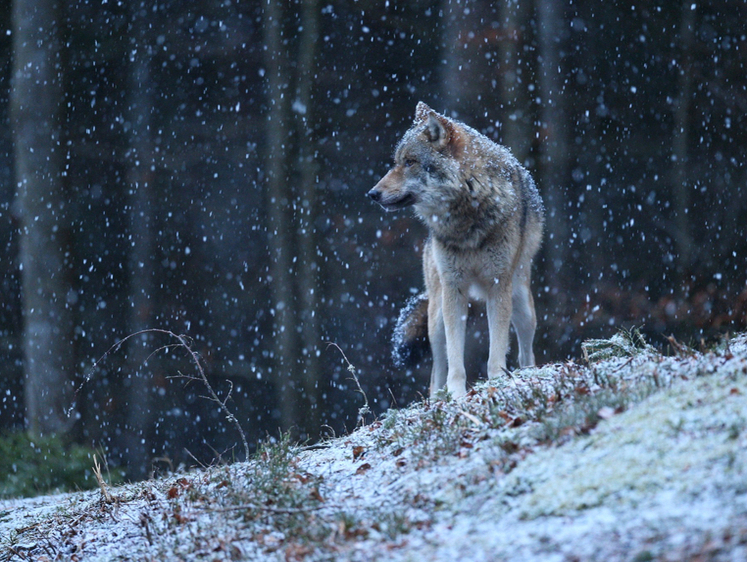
[2,331,747,561]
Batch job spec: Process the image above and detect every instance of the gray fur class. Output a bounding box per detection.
[369,102,544,398]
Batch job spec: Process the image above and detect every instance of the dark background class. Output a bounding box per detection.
[1,0,745,478]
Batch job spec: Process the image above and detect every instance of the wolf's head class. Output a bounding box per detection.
[367,102,464,212]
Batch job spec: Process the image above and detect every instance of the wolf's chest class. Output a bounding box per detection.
[431,239,513,293]
[426,209,508,252]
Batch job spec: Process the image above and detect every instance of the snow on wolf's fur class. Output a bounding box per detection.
[392,292,429,368]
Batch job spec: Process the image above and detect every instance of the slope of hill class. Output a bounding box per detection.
[2,331,747,561]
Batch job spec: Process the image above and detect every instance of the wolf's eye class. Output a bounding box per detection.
[404,158,417,168]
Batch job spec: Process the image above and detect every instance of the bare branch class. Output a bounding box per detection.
[73,328,250,462]
[326,342,370,427]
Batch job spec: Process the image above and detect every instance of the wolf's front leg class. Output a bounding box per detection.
[441,285,468,398]
[428,292,447,398]
[486,282,513,379]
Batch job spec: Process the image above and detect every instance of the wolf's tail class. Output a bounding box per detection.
[392,293,430,368]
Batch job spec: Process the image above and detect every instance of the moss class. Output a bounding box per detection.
[0,431,123,498]
[513,374,747,519]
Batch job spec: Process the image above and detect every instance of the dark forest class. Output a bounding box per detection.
[0,0,745,478]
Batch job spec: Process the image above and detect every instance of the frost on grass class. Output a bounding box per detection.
[2,331,747,561]
[580,326,656,363]
[515,372,747,518]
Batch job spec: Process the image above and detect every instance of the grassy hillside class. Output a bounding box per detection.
[2,330,747,561]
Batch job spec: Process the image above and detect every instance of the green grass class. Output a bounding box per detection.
[0,431,123,499]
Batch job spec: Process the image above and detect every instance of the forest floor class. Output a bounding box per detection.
[2,330,747,561]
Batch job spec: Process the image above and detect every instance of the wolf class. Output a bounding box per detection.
[368,101,544,399]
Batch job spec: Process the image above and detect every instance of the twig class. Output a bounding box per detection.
[610,355,638,374]
[184,448,208,469]
[666,334,696,357]
[140,513,153,546]
[68,328,175,416]
[213,503,331,514]
[159,331,250,462]
[74,328,250,462]
[387,387,398,408]
[326,342,370,426]
[92,454,115,504]
[298,442,333,452]
[458,409,483,426]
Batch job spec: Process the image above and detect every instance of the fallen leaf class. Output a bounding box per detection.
[285,543,313,560]
[497,410,511,423]
[173,512,189,524]
[294,472,312,484]
[355,463,372,475]
[309,487,324,502]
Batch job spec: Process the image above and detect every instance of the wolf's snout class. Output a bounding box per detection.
[367,188,382,202]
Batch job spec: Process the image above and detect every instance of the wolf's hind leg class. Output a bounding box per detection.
[487,282,513,379]
[511,272,536,367]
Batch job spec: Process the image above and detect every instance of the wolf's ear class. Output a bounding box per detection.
[425,114,462,151]
[415,102,463,153]
[415,101,433,122]
[424,114,446,144]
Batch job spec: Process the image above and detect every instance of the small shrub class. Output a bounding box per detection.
[0,431,123,498]
[582,327,652,363]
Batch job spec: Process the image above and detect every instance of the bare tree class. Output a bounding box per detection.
[536,0,571,283]
[438,0,471,111]
[263,0,322,439]
[11,0,75,436]
[295,0,322,436]
[671,0,696,277]
[497,0,533,163]
[263,0,297,435]
[124,6,157,478]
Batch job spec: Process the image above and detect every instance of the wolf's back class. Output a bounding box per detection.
[391,293,430,368]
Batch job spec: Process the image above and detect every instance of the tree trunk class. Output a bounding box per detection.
[263,0,302,437]
[497,0,532,163]
[263,0,322,440]
[438,0,470,110]
[11,0,76,436]
[124,12,156,478]
[672,1,696,277]
[296,0,322,436]
[536,0,570,283]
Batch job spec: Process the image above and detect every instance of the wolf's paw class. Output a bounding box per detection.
[488,364,510,380]
[446,382,467,400]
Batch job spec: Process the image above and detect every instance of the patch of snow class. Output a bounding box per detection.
[2,332,747,560]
